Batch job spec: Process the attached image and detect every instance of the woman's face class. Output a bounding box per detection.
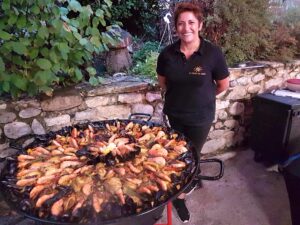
[176,11,202,44]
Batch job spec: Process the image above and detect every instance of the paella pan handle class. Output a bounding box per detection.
[9,134,36,151]
[196,158,224,181]
[128,113,152,121]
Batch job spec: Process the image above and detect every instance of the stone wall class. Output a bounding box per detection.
[0,60,300,159]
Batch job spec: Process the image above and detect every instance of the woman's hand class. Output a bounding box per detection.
[158,74,167,91]
[215,77,229,95]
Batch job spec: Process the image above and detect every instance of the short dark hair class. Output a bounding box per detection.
[174,2,203,26]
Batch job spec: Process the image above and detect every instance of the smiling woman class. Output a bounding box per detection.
[156,1,229,223]
[175,5,203,54]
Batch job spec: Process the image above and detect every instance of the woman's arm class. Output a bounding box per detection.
[158,74,167,91]
[215,77,229,95]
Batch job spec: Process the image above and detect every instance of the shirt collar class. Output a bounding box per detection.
[174,36,206,55]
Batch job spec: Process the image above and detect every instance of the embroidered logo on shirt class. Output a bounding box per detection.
[189,66,206,76]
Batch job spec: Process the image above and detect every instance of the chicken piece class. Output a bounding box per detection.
[104,177,125,205]
[148,157,166,167]
[148,144,168,157]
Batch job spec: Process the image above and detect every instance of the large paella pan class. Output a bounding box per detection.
[0,114,223,225]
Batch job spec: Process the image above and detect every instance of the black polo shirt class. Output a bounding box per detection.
[156,37,229,125]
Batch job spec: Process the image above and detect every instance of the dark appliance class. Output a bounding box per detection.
[250,93,300,163]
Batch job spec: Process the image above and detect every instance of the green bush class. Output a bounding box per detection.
[281,6,300,55]
[260,22,297,62]
[132,52,159,80]
[191,0,299,65]
[110,0,159,40]
[133,41,160,62]
[131,41,161,81]
[0,0,118,98]
[202,0,272,65]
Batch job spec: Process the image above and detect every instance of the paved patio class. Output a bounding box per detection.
[158,149,291,225]
[0,149,292,225]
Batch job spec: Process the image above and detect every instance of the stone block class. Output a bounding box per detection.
[265,78,284,90]
[0,104,7,110]
[15,99,41,109]
[228,69,242,79]
[0,148,18,158]
[224,131,235,147]
[154,103,164,120]
[216,100,230,110]
[213,151,237,161]
[229,102,245,116]
[209,130,227,139]
[19,108,41,118]
[85,95,117,108]
[146,92,162,102]
[0,142,9,152]
[0,112,16,124]
[252,74,265,83]
[107,27,132,49]
[31,119,46,135]
[41,89,83,111]
[214,122,224,129]
[217,110,228,120]
[4,122,32,139]
[202,138,227,154]
[224,120,238,129]
[75,109,100,121]
[96,105,131,119]
[237,77,249,86]
[229,80,238,87]
[131,104,154,115]
[247,85,261,94]
[226,87,247,100]
[118,93,144,104]
[87,81,149,96]
[106,48,132,73]
[44,115,71,127]
[264,68,277,77]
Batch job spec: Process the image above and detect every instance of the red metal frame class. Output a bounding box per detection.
[155,202,172,225]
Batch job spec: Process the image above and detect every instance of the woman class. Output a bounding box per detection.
[156,2,229,223]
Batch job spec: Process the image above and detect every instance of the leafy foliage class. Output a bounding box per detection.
[280,5,300,55]
[201,0,300,65]
[132,51,159,80]
[110,0,159,40]
[131,41,161,81]
[0,0,118,98]
[132,41,160,62]
[199,0,272,65]
[260,22,297,61]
